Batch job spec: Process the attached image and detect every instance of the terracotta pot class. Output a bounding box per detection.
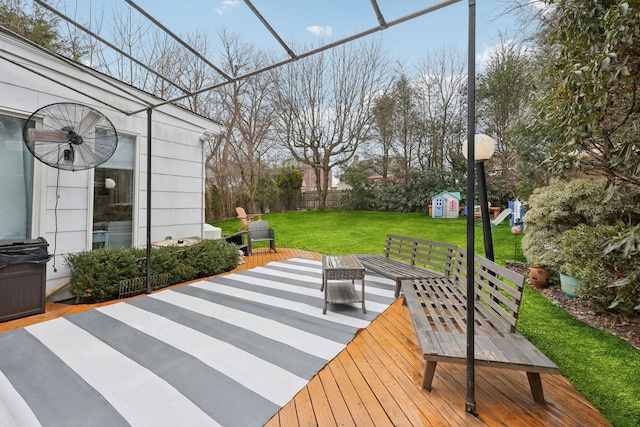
[528,265,550,289]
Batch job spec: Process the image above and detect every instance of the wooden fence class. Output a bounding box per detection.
[295,190,347,210]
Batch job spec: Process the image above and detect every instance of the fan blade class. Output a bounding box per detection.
[27,129,69,142]
[76,110,101,137]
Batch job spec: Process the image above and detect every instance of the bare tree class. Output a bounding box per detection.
[476,37,533,193]
[391,75,420,180]
[206,28,277,216]
[415,46,467,171]
[273,39,391,209]
[370,90,395,180]
[107,7,149,86]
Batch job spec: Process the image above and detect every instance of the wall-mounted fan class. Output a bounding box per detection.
[23,103,118,171]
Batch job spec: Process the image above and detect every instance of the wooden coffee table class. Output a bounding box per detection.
[321,254,366,314]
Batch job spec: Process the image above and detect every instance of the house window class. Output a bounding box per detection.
[92,134,135,249]
[0,113,34,239]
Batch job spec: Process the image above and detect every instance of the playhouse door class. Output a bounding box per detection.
[434,198,444,217]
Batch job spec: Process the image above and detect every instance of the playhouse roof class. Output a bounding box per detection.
[432,191,461,201]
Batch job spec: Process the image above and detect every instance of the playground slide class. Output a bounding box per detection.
[490,208,512,226]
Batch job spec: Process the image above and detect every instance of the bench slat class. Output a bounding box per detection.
[416,278,463,335]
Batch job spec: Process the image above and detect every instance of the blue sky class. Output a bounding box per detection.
[126,0,531,70]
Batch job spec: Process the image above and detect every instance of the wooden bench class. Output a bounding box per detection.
[397,239,560,404]
[356,234,456,297]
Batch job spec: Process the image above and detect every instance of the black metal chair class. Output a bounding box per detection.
[247,221,276,255]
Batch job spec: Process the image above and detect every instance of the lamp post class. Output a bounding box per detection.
[462,133,496,261]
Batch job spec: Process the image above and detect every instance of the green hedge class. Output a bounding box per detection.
[65,239,239,303]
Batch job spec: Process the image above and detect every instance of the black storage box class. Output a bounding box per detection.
[0,237,50,322]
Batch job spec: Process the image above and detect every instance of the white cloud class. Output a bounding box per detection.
[476,40,533,70]
[528,0,555,17]
[216,0,240,15]
[528,0,546,11]
[306,25,333,37]
[476,44,495,70]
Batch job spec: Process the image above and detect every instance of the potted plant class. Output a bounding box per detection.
[521,233,565,288]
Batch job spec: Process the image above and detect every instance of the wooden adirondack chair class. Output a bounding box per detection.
[236,207,262,231]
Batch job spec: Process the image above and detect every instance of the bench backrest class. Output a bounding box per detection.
[384,234,461,277]
[385,234,525,332]
[469,254,525,333]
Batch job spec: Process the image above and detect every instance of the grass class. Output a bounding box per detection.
[216,210,526,262]
[214,210,640,426]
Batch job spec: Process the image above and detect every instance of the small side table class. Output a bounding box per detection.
[151,236,201,248]
[321,254,366,314]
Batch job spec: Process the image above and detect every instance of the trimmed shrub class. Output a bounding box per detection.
[66,239,239,303]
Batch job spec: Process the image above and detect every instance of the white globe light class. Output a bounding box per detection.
[462,134,496,162]
[105,178,116,189]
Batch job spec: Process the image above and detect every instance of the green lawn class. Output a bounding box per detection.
[213,210,640,427]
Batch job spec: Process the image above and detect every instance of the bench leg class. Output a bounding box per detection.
[422,361,438,391]
[526,372,546,405]
[323,283,328,315]
[395,280,402,298]
[361,278,367,314]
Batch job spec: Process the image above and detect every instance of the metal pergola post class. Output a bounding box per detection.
[145,107,153,294]
[465,0,478,417]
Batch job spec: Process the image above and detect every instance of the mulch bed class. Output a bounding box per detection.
[538,284,640,351]
[507,261,640,351]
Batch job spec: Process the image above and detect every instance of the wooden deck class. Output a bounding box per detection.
[0,248,611,426]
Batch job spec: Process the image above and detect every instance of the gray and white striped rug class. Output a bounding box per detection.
[0,258,396,426]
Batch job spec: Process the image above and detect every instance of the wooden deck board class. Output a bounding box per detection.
[306,374,338,427]
[0,248,611,426]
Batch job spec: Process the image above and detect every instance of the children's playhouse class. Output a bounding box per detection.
[431,192,461,218]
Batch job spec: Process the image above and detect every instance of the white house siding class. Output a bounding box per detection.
[0,31,222,301]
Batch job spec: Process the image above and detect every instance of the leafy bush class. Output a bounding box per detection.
[563,224,640,316]
[66,239,239,303]
[522,178,626,273]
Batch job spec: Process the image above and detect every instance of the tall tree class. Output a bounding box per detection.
[273,40,390,209]
[414,46,467,172]
[534,0,640,187]
[370,90,396,180]
[476,37,533,196]
[209,28,276,215]
[391,75,420,181]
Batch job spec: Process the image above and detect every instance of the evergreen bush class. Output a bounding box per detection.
[522,178,623,273]
[66,239,239,303]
